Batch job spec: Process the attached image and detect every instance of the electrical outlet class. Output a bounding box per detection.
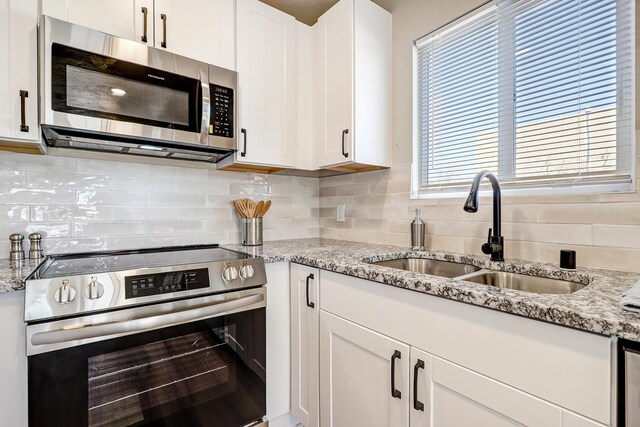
[337,204,346,222]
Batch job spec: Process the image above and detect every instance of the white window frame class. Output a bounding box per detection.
[411,0,636,200]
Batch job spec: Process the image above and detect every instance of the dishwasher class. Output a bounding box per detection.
[617,338,640,426]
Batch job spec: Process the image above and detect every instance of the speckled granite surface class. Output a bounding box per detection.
[224,238,640,341]
[0,259,38,293]
[4,238,640,340]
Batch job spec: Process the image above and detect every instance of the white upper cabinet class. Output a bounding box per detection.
[316,0,391,169]
[154,0,235,69]
[42,0,235,69]
[0,0,39,145]
[41,0,150,42]
[231,0,296,168]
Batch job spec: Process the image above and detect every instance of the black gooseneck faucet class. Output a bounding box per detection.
[463,170,504,261]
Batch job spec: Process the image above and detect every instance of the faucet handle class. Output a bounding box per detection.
[482,228,496,255]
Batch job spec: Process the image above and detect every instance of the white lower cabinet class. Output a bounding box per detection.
[411,347,562,427]
[292,269,611,427]
[319,311,409,427]
[290,264,320,427]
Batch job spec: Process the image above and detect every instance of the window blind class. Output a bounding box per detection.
[414,0,634,194]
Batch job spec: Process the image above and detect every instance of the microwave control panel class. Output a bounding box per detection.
[124,268,210,299]
[209,84,234,138]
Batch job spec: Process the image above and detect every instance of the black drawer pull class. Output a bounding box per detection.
[413,359,425,411]
[391,350,401,399]
[305,273,315,308]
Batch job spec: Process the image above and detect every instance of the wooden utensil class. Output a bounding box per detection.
[246,199,256,218]
[254,201,264,218]
[258,200,271,217]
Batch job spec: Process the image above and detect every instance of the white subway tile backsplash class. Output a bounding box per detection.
[31,206,113,222]
[149,193,204,207]
[593,225,640,249]
[77,191,149,206]
[73,221,146,238]
[27,171,110,190]
[0,152,318,255]
[76,158,149,177]
[112,207,178,221]
[111,176,176,193]
[0,189,75,205]
[0,171,25,186]
[0,205,28,222]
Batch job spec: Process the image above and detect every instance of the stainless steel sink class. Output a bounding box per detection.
[372,258,481,278]
[457,271,585,294]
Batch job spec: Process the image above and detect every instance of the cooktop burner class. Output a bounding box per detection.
[25,245,266,323]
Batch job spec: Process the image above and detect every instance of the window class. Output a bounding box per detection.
[413,0,634,196]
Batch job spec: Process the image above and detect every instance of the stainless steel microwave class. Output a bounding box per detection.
[40,16,237,163]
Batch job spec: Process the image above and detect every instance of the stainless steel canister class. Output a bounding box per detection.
[241,218,263,246]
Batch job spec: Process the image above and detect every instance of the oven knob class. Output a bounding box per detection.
[240,264,254,279]
[222,266,238,281]
[84,277,105,300]
[54,280,76,304]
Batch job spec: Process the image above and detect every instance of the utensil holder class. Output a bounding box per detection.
[241,218,263,246]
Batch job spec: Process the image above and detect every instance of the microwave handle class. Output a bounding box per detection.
[30,293,264,348]
[199,70,210,145]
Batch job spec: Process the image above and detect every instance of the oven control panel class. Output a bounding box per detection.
[124,268,210,299]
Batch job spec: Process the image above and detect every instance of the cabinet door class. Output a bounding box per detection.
[318,0,354,167]
[42,0,151,42]
[320,311,409,427]
[0,0,38,142]
[235,0,297,168]
[154,0,235,69]
[290,264,320,427]
[424,352,562,427]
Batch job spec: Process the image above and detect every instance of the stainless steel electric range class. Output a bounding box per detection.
[24,244,268,427]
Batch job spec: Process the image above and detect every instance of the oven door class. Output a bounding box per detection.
[27,288,266,427]
[41,16,210,147]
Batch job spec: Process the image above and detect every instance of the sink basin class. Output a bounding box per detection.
[458,271,585,294]
[372,258,481,278]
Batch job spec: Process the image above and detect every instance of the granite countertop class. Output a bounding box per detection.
[0,259,38,293]
[224,238,640,342]
[4,238,640,341]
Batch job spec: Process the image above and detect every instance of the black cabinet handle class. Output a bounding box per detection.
[391,350,401,399]
[240,128,247,157]
[341,129,349,157]
[305,273,315,308]
[141,7,148,43]
[160,13,167,48]
[413,359,425,411]
[19,90,29,132]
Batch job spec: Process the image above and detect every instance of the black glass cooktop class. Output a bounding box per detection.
[35,245,249,278]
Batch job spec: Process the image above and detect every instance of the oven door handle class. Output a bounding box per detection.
[30,293,264,347]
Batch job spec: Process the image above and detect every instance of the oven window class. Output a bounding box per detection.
[50,43,201,133]
[29,309,266,427]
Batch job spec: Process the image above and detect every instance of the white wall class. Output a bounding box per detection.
[0,151,319,258]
